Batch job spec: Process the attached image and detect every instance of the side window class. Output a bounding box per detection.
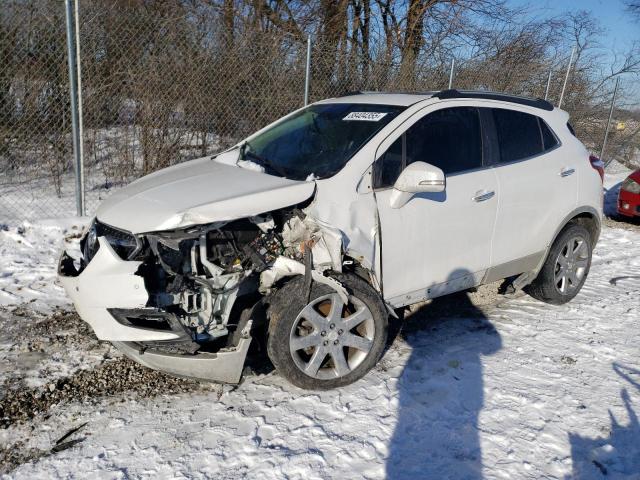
[372,107,483,189]
[406,107,483,175]
[539,119,559,151]
[373,135,403,189]
[492,108,543,162]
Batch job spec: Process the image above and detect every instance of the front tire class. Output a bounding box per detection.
[525,223,593,305]
[267,274,388,390]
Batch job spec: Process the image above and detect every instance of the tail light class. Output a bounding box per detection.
[589,154,604,183]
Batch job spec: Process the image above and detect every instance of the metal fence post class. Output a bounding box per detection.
[64,0,85,216]
[304,35,311,106]
[600,76,620,167]
[448,58,455,89]
[74,0,85,214]
[544,69,552,100]
[558,46,575,108]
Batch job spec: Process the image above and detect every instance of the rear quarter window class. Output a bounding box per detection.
[492,108,558,163]
[540,120,559,151]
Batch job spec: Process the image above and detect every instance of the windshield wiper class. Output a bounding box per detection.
[241,142,289,178]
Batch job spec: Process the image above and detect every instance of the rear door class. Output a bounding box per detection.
[488,107,578,273]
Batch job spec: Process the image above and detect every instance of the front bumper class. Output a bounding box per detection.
[58,237,180,341]
[58,236,253,383]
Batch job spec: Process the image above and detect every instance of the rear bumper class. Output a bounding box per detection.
[617,189,640,217]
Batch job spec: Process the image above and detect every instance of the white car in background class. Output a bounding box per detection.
[59,89,604,390]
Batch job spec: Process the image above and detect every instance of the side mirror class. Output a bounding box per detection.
[390,161,445,208]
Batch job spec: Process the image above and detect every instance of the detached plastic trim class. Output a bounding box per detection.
[112,334,252,384]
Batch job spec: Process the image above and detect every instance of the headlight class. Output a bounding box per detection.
[95,221,142,260]
[80,219,99,264]
[621,177,640,194]
[79,219,142,263]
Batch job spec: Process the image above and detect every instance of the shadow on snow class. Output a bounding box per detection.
[386,269,502,479]
[568,363,640,478]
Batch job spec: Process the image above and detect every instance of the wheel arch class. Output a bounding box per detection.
[342,255,379,288]
[533,206,601,277]
[554,207,601,247]
[523,208,598,303]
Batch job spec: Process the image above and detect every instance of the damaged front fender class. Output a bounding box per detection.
[259,256,348,303]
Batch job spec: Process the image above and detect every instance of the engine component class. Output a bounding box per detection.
[107,209,345,348]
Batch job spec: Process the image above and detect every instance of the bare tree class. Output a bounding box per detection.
[2,0,638,208]
[626,0,640,17]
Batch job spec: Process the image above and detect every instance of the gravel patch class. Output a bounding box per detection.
[0,308,222,474]
[0,356,215,430]
[0,439,47,475]
[603,214,640,232]
[0,353,222,474]
[0,308,110,390]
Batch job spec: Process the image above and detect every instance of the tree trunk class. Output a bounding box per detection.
[222,0,234,47]
[399,0,431,84]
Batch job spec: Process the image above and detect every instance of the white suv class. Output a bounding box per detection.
[59,90,604,389]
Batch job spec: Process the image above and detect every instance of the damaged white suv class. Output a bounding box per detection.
[59,90,603,389]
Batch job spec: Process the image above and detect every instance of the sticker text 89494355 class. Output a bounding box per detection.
[343,112,388,121]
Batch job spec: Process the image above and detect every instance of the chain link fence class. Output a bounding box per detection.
[1,0,638,222]
[76,0,308,214]
[1,1,76,220]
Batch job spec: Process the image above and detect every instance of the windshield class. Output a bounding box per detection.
[240,103,405,180]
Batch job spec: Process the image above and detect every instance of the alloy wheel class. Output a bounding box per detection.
[289,293,375,380]
[554,235,589,294]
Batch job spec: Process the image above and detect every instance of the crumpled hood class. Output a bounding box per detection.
[96,154,315,234]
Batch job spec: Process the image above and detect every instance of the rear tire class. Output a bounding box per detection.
[267,274,388,390]
[525,223,593,305]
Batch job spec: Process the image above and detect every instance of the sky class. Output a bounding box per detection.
[510,0,639,103]
[511,0,639,51]
[579,0,639,50]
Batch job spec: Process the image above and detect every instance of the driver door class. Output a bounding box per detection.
[373,106,499,305]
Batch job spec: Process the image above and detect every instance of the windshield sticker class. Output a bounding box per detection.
[343,112,388,121]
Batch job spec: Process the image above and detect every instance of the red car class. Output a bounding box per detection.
[618,169,640,218]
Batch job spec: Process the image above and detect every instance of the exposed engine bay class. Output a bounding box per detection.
[75,207,346,355]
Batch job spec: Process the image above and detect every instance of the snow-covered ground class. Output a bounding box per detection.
[0,218,88,313]
[1,169,639,479]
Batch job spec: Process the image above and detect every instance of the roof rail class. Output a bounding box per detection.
[338,90,366,97]
[337,90,438,97]
[335,89,555,111]
[433,89,554,111]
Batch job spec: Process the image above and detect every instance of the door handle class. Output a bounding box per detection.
[472,190,495,202]
[560,167,575,177]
